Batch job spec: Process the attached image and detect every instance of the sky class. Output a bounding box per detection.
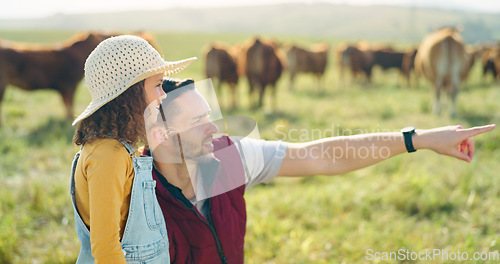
[2,0,500,19]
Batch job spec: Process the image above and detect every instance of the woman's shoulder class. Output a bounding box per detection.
[81,138,130,159]
[79,138,136,183]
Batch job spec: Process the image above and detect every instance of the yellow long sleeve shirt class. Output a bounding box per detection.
[74,138,137,263]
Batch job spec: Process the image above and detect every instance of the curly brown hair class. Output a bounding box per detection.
[73,80,148,147]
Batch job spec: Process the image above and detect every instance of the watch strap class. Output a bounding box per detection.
[402,129,416,153]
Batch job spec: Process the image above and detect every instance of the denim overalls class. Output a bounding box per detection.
[69,140,170,263]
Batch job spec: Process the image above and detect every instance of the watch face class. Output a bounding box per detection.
[401,126,415,133]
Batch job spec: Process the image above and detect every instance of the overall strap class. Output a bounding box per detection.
[69,150,82,196]
[118,140,136,156]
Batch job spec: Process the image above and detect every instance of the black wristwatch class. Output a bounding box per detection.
[401,127,417,153]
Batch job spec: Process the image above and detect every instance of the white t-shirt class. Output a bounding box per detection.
[232,136,288,191]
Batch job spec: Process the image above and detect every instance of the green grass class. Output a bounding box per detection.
[0,30,499,263]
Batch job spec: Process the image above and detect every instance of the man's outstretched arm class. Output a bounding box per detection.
[276,124,495,177]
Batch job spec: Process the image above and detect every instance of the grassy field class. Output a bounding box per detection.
[0,30,499,263]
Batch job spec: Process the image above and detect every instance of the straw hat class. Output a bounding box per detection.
[72,35,196,126]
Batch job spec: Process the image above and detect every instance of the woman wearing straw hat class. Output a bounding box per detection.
[69,35,196,263]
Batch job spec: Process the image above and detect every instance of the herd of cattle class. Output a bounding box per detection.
[0,28,499,126]
[206,27,500,117]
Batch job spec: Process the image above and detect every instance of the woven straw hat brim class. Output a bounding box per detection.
[72,57,196,126]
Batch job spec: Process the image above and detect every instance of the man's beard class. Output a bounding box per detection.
[190,152,217,164]
[180,135,215,164]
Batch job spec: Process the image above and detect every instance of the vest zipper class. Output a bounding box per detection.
[187,200,228,264]
[206,199,228,264]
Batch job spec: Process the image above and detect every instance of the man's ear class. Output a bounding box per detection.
[151,126,169,145]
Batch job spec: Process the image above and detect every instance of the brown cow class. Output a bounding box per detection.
[245,38,283,108]
[335,43,350,87]
[373,49,405,72]
[481,46,499,82]
[229,44,248,78]
[372,48,409,85]
[414,27,472,117]
[493,47,500,81]
[372,47,422,87]
[205,44,239,108]
[336,43,375,86]
[286,43,329,92]
[0,32,112,126]
[401,48,418,87]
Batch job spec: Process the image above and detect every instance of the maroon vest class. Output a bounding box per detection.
[152,136,247,264]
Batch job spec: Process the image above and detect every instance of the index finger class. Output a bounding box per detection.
[460,124,496,138]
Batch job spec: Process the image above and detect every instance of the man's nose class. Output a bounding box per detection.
[206,121,218,135]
